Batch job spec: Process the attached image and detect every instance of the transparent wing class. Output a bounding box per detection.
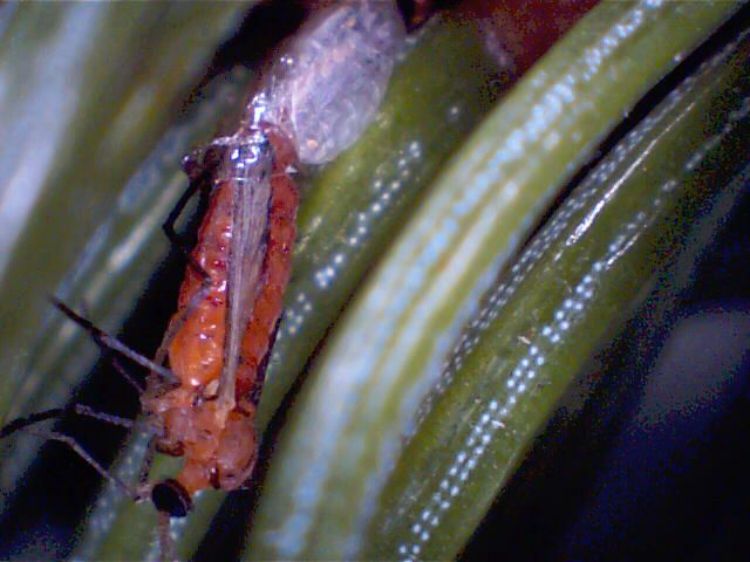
[218,134,273,408]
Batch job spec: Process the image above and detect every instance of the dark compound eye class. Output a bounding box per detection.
[151,479,192,518]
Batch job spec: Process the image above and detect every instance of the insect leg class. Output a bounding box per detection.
[0,409,64,439]
[52,298,177,382]
[71,298,146,391]
[166,138,235,282]
[40,430,140,500]
[111,357,145,394]
[1,404,134,440]
[162,178,212,283]
[71,404,134,429]
[1,409,141,501]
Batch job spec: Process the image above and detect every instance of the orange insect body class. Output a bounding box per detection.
[168,132,297,393]
[142,0,405,506]
[0,2,407,548]
[143,130,298,496]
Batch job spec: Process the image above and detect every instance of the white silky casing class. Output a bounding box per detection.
[256,0,406,164]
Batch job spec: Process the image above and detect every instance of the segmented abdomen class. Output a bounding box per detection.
[167,131,297,400]
[167,182,231,388]
[236,130,298,398]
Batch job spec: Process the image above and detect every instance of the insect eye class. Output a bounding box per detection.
[151,479,192,518]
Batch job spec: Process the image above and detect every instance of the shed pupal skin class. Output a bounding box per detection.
[256,0,406,165]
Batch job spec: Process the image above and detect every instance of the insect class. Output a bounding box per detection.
[142,0,406,515]
[1,0,407,555]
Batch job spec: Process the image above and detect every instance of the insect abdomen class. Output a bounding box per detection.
[236,130,298,398]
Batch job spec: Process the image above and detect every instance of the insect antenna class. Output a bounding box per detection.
[51,297,177,383]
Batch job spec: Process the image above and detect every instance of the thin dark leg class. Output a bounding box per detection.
[51,298,177,382]
[1,403,134,440]
[162,178,212,283]
[2,405,146,502]
[72,404,134,429]
[111,357,145,394]
[154,172,220,366]
[1,409,140,500]
[39,430,140,500]
[0,409,64,439]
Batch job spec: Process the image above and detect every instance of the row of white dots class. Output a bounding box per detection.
[279,139,424,340]
[399,123,705,557]
[413,25,718,429]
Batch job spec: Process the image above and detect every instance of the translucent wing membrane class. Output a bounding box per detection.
[220,136,274,408]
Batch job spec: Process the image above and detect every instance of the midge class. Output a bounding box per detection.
[1,0,407,551]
